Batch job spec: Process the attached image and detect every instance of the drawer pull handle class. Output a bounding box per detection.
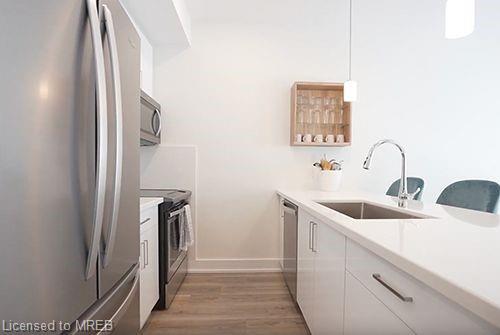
[140,218,151,225]
[372,274,413,303]
[312,222,318,253]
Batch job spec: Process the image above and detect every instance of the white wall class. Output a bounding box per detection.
[145,0,500,271]
[150,0,350,271]
[344,0,500,200]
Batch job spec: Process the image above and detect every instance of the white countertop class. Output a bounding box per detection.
[140,197,163,211]
[278,189,500,329]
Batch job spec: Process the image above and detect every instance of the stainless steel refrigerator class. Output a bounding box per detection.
[0,0,140,333]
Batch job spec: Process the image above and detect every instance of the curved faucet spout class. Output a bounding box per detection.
[363,139,409,207]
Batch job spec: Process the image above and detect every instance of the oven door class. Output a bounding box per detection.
[140,90,161,145]
[167,206,187,281]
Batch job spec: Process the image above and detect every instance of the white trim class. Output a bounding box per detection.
[187,258,282,273]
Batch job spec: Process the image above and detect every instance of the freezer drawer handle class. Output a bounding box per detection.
[85,0,108,281]
[101,3,124,268]
[372,273,414,303]
[66,263,139,335]
[97,270,139,334]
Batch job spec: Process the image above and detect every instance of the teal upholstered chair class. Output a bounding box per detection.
[386,177,425,201]
[436,180,500,213]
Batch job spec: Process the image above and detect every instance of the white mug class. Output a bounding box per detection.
[314,134,324,143]
[325,134,335,143]
[295,134,303,143]
[336,134,345,143]
[303,134,312,143]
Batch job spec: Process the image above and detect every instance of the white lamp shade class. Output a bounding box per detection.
[343,80,357,102]
[445,0,475,39]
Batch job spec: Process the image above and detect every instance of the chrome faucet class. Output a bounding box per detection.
[363,139,416,208]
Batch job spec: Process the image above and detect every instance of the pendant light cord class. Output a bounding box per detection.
[348,0,353,81]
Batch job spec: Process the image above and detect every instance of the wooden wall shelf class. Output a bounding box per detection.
[290,82,352,147]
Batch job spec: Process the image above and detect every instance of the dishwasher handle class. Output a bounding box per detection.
[283,200,298,214]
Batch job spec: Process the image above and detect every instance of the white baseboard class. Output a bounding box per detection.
[187,258,282,273]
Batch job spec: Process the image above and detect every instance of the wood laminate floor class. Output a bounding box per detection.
[142,273,309,335]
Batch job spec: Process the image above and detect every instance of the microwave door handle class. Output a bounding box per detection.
[101,4,123,268]
[153,109,161,136]
[85,0,108,280]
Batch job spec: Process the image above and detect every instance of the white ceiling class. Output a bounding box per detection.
[121,0,191,46]
[186,0,345,26]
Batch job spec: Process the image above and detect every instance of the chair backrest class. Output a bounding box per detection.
[386,177,425,200]
[436,180,500,213]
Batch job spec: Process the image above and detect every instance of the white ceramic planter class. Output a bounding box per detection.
[317,170,342,191]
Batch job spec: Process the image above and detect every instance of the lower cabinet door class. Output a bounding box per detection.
[344,271,415,335]
[139,222,159,329]
[312,222,345,335]
[296,210,315,329]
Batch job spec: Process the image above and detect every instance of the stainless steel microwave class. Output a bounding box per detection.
[140,90,161,145]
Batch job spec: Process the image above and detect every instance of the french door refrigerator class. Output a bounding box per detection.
[0,0,140,333]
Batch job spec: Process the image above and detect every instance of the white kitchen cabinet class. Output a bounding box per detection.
[297,210,315,328]
[346,239,498,335]
[297,209,345,335]
[344,271,415,335]
[139,206,159,329]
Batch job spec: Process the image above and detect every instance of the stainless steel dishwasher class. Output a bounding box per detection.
[282,199,298,300]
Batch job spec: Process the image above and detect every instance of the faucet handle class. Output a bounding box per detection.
[408,187,421,200]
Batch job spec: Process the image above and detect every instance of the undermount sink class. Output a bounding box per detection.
[317,202,428,220]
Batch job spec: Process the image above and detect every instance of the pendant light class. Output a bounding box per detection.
[445,0,475,39]
[344,0,357,102]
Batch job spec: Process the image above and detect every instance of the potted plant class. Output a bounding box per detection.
[313,155,343,191]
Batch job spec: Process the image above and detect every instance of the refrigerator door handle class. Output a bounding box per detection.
[85,0,108,280]
[101,4,123,268]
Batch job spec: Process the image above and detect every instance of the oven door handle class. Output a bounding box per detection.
[169,207,186,218]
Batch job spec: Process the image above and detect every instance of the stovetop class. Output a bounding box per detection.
[140,189,191,207]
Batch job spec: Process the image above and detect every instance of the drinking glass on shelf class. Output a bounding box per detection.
[297,107,305,124]
[314,110,321,124]
[298,95,308,105]
[331,97,337,111]
[338,107,344,124]
[323,109,330,124]
[315,97,323,107]
[329,109,336,124]
[297,95,303,105]
[306,108,314,124]
[309,94,316,106]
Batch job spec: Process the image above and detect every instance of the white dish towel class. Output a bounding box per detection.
[179,204,194,251]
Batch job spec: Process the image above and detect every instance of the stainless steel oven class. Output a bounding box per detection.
[141,189,192,310]
[140,90,161,145]
[166,204,188,281]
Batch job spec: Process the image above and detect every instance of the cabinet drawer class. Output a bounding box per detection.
[345,271,414,335]
[346,239,497,334]
[140,206,158,233]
